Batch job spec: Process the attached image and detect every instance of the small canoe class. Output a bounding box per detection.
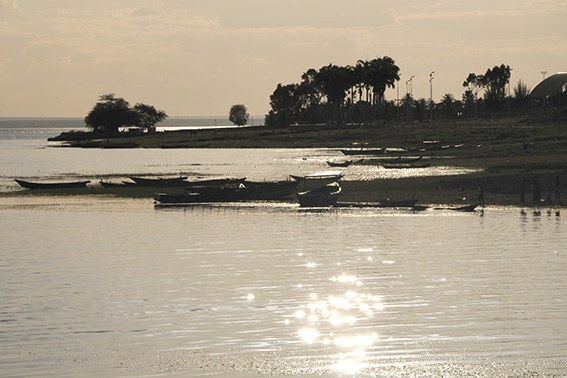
[129,176,188,187]
[433,204,478,212]
[297,182,342,207]
[15,178,90,190]
[327,160,353,167]
[99,180,137,188]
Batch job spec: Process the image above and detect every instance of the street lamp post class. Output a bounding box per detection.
[409,75,415,97]
[541,71,547,81]
[429,71,435,120]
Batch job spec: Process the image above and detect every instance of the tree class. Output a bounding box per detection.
[84,94,168,134]
[315,64,353,125]
[133,103,168,132]
[84,94,136,134]
[513,79,531,114]
[229,104,249,126]
[362,57,400,122]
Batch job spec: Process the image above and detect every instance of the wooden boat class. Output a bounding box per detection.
[184,177,246,188]
[129,176,188,187]
[327,160,353,167]
[244,179,300,200]
[99,180,137,188]
[154,187,253,205]
[433,204,478,212]
[297,182,342,207]
[448,203,478,212]
[15,178,90,190]
[291,170,344,184]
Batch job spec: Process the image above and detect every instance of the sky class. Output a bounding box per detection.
[1,0,566,117]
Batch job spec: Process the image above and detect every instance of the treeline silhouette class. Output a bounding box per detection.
[264,58,565,127]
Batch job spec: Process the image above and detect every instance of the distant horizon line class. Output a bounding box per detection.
[0,115,265,120]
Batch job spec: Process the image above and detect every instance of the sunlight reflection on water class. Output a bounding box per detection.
[288,272,385,375]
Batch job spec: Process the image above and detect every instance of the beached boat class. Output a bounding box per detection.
[297,182,342,207]
[290,170,344,185]
[244,179,300,200]
[154,186,253,205]
[129,176,188,187]
[326,160,353,167]
[14,178,90,190]
[376,198,420,208]
[184,177,246,188]
[434,204,478,212]
[99,180,137,188]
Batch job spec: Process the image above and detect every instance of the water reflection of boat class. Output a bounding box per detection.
[14,178,90,190]
[298,182,342,207]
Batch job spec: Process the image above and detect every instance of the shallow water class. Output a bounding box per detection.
[1,197,566,377]
[0,128,477,192]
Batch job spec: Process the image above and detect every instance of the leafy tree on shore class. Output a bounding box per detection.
[84,94,167,134]
[229,104,250,126]
[133,103,168,132]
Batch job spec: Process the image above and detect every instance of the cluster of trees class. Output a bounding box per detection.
[84,94,168,135]
[265,57,400,127]
[264,61,551,127]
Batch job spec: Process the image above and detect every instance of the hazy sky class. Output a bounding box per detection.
[1,0,566,117]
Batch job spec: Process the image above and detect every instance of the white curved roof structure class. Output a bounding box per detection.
[530,72,567,97]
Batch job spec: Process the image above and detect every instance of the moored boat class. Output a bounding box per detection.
[14,178,90,190]
[129,176,188,187]
[297,182,342,207]
[184,177,246,188]
[326,160,353,167]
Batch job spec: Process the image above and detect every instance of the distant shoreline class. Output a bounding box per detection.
[0,116,261,129]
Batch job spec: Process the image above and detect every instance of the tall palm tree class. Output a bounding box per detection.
[361,57,400,123]
[315,64,353,125]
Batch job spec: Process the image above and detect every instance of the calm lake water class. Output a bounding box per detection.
[0,127,566,377]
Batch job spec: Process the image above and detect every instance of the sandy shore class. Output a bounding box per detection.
[13,118,567,207]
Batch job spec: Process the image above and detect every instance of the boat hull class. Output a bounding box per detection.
[15,179,90,190]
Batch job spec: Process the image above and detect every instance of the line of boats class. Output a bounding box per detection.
[13,173,478,212]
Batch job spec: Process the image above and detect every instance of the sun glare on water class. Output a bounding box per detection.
[286,272,385,374]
